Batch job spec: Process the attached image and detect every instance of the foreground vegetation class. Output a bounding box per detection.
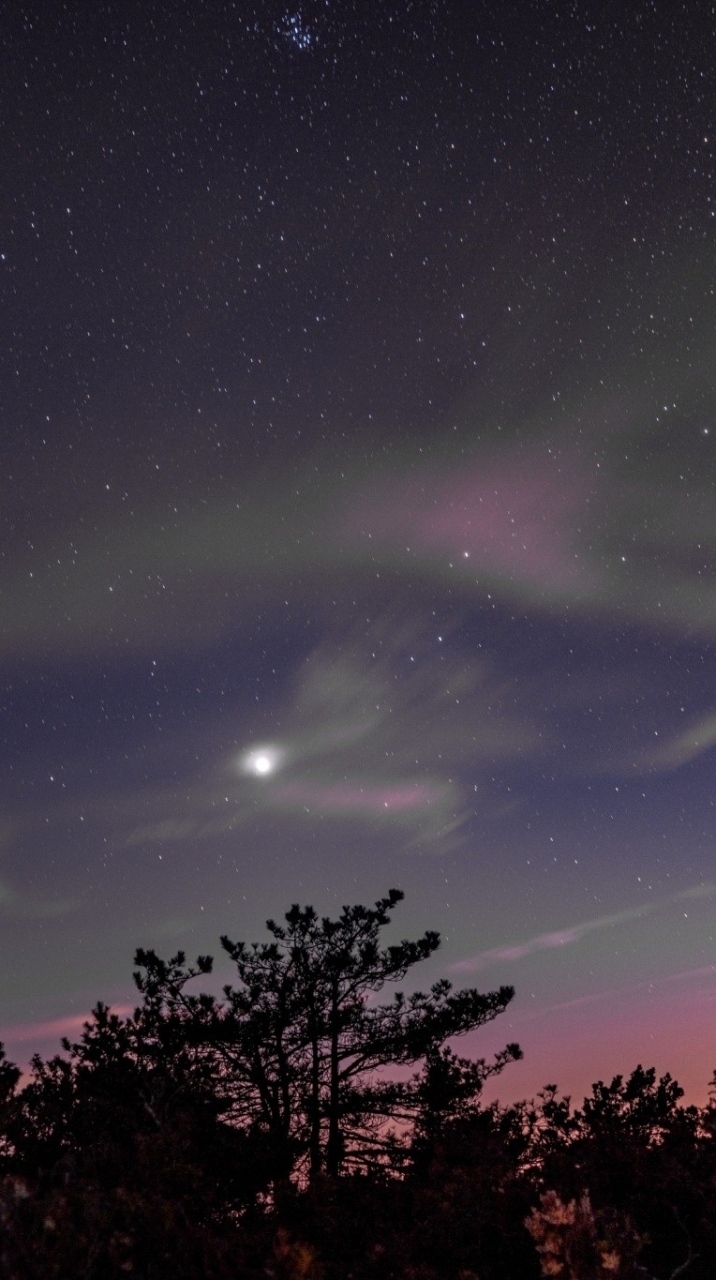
[1,890,714,1278]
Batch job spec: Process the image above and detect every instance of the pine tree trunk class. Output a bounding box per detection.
[309,1022,321,1180]
[326,978,341,1178]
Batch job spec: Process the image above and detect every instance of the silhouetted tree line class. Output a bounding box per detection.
[1,889,715,1278]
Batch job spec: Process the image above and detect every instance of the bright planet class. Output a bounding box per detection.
[241,747,281,777]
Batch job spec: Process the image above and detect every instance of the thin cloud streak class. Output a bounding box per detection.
[451,904,656,973]
[453,879,716,976]
[633,712,716,774]
[522,964,716,1020]
[271,780,449,815]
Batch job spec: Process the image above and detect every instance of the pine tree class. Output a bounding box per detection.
[135,888,518,1180]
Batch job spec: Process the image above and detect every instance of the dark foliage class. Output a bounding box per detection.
[1,891,715,1278]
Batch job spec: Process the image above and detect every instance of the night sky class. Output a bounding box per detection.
[3,0,716,1105]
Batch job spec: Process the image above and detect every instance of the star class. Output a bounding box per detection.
[241,746,283,777]
[280,14,314,50]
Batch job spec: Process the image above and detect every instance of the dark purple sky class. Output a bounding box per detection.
[3,0,716,1104]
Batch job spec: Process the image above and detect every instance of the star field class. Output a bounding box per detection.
[2,0,716,1103]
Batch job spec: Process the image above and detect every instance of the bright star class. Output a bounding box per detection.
[240,746,283,777]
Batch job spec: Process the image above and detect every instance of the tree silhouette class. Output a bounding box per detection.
[5,889,715,1277]
[136,888,518,1180]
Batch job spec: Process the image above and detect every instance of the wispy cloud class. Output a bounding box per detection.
[453,877,716,975]
[632,713,716,774]
[346,449,594,596]
[0,876,78,921]
[676,882,716,901]
[125,818,201,847]
[109,609,542,856]
[451,904,656,973]
[271,780,451,816]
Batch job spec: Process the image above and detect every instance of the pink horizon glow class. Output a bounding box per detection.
[2,973,715,1109]
[477,970,716,1109]
[0,1005,134,1046]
